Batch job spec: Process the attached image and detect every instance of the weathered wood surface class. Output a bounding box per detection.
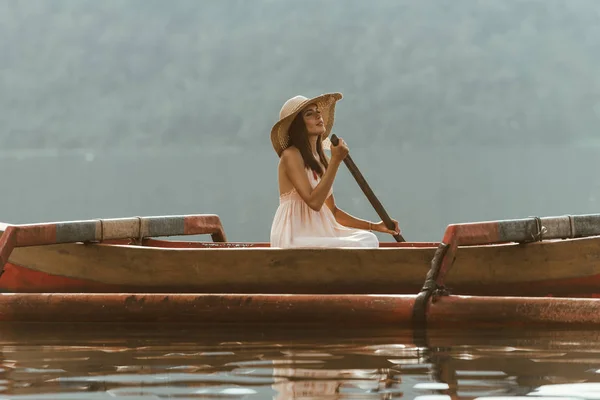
[3,212,600,296]
[0,214,226,247]
[413,213,600,314]
[0,293,599,327]
[6,244,433,289]
[0,214,226,274]
[4,235,600,296]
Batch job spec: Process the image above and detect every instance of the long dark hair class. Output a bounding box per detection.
[288,112,330,177]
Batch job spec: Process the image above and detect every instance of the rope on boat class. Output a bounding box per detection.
[528,216,547,242]
[412,243,450,328]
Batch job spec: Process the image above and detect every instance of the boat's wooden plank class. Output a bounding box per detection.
[427,295,600,327]
[5,236,600,294]
[0,214,227,247]
[8,244,434,288]
[0,214,228,272]
[140,238,440,248]
[444,214,600,246]
[0,293,598,328]
[450,236,600,284]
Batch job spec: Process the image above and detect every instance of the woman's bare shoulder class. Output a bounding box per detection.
[280,146,303,166]
[281,146,301,157]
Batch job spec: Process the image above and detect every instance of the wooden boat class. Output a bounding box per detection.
[1,212,600,298]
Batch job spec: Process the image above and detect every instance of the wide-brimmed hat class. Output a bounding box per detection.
[270,92,342,157]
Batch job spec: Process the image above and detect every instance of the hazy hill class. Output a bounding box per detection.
[1,0,599,150]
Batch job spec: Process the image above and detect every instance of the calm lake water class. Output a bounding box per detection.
[0,324,599,399]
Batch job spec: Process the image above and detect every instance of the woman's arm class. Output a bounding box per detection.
[325,194,371,230]
[325,194,400,235]
[282,148,344,212]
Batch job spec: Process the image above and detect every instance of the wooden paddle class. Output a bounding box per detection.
[328,134,406,242]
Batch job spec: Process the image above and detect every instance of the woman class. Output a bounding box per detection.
[269,92,400,248]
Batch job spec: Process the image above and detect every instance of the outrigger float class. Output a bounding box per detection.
[1,212,600,327]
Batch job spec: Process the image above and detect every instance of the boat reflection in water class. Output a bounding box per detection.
[0,324,600,399]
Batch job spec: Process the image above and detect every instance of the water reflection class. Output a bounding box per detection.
[0,324,599,399]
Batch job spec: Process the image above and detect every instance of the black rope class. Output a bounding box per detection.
[412,243,450,328]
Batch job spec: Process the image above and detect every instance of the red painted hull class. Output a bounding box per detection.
[0,262,125,293]
[0,293,598,328]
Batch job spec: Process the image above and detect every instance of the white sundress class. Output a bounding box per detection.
[270,168,379,248]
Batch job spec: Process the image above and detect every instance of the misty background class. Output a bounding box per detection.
[1,0,599,242]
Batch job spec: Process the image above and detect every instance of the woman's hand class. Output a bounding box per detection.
[372,219,401,235]
[330,137,349,163]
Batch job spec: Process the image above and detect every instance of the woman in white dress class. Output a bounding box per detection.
[269,92,401,248]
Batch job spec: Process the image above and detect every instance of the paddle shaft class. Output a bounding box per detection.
[330,134,406,242]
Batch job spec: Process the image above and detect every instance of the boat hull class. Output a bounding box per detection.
[3,236,600,297]
[0,293,598,328]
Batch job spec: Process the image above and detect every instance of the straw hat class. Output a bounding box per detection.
[270,92,343,157]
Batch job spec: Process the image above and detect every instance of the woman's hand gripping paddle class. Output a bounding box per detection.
[324,134,406,242]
